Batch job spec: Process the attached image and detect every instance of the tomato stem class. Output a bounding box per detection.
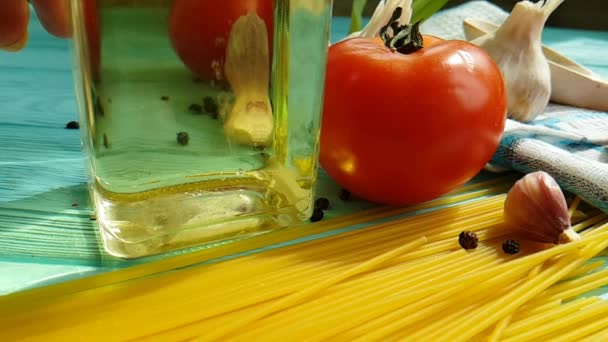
[379,7,424,54]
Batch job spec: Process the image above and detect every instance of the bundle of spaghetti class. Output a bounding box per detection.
[0,192,509,338]
[220,224,608,342]
[1,192,608,341]
[0,175,512,311]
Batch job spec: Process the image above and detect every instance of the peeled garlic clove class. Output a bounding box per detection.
[504,171,581,244]
[224,98,273,146]
[470,0,564,122]
[224,12,273,147]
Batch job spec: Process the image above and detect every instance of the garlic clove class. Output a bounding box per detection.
[224,97,273,146]
[503,171,580,244]
[224,12,273,147]
[470,0,565,122]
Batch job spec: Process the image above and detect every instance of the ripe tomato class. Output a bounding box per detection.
[320,35,507,206]
[82,0,100,81]
[168,0,274,80]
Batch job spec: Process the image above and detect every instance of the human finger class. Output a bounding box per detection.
[31,0,71,38]
[0,0,30,51]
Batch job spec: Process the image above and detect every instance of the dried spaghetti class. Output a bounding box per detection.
[1,189,608,341]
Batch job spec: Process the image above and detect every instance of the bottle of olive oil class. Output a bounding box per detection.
[69,0,333,258]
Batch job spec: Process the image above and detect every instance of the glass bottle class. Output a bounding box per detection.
[69,0,333,258]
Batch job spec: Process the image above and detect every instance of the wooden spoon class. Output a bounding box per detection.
[463,18,608,112]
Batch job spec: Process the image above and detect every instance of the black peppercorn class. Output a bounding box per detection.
[315,197,331,210]
[65,121,80,129]
[458,231,478,250]
[502,240,520,255]
[338,189,351,201]
[310,208,324,222]
[177,132,189,146]
[189,103,203,114]
[203,96,219,116]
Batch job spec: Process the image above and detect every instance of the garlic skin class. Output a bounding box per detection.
[470,0,564,122]
[343,0,412,41]
[504,171,581,244]
[224,12,273,147]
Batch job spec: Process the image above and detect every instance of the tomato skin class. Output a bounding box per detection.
[82,0,101,81]
[168,0,274,80]
[320,36,507,206]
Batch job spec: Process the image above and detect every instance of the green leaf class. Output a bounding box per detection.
[411,0,449,24]
[349,0,368,33]
[348,0,449,35]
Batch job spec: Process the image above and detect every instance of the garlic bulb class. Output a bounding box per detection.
[224,12,273,147]
[343,0,412,41]
[504,171,581,244]
[470,0,564,122]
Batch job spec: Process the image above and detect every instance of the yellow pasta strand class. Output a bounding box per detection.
[563,259,605,280]
[0,181,511,315]
[232,245,501,338]
[503,300,608,342]
[532,267,608,304]
[203,237,428,340]
[568,196,582,218]
[512,299,563,321]
[363,276,523,342]
[577,327,608,342]
[504,296,601,337]
[527,264,543,280]
[488,314,512,342]
[276,239,590,340]
[5,197,504,340]
[1,197,504,335]
[572,213,608,232]
[486,264,545,341]
[236,248,501,340]
[4,188,608,341]
[201,234,605,336]
[352,253,530,341]
[433,239,608,342]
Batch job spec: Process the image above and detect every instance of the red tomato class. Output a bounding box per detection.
[320,35,507,206]
[82,0,101,81]
[168,0,274,80]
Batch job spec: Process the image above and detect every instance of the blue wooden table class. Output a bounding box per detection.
[1,11,608,297]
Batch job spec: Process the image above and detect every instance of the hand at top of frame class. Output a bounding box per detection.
[0,0,70,52]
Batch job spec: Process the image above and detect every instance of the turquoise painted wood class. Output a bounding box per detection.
[1,12,607,295]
